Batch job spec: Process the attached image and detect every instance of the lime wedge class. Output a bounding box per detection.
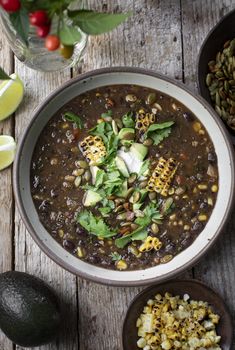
[0,135,16,170]
[0,73,24,121]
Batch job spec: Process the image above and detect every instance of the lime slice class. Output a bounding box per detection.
[0,135,16,170]
[0,73,24,121]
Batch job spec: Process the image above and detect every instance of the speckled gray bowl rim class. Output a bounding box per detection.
[13,67,235,286]
[196,8,235,144]
[122,279,233,349]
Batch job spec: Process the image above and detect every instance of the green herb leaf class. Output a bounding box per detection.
[122,111,135,128]
[77,210,116,238]
[98,207,112,217]
[146,121,175,133]
[145,121,175,146]
[150,128,172,145]
[0,68,10,80]
[63,112,84,129]
[115,227,147,248]
[101,110,112,119]
[95,169,106,188]
[9,7,29,46]
[68,10,130,35]
[110,252,122,261]
[59,23,82,45]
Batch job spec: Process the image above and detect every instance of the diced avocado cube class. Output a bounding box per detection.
[83,190,102,207]
[115,156,129,178]
[130,143,148,161]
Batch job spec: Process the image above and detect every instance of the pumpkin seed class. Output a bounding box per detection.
[116,212,127,220]
[114,204,124,213]
[143,138,153,146]
[125,94,137,103]
[126,187,135,198]
[76,160,88,168]
[83,170,91,182]
[215,91,220,106]
[74,176,82,187]
[129,191,140,204]
[152,102,162,111]
[148,192,157,201]
[139,180,148,189]
[146,92,156,105]
[75,168,85,176]
[206,73,212,86]
[128,173,137,184]
[151,223,159,234]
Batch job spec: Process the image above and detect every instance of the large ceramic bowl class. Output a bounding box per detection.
[13,67,235,286]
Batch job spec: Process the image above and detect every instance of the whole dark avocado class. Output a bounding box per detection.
[0,271,61,347]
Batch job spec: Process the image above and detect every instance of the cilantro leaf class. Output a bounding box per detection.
[145,121,175,146]
[77,210,116,238]
[63,112,84,129]
[115,227,148,248]
[110,252,122,261]
[150,128,172,145]
[95,169,106,188]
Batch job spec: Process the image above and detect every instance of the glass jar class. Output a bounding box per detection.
[0,8,88,72]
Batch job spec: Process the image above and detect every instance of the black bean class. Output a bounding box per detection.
[63,239,75,251]
[208,152,216,163]
[192,221,203,231]
[183,112,194,122]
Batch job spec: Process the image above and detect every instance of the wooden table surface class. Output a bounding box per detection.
[1,1,235,349]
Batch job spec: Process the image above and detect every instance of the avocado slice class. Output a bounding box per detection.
[130,143,148,161]
[0,271,61,347]
[115,156,129,177]
[90,165,99,185]
[83,189,102,207]
[118,128,135,140]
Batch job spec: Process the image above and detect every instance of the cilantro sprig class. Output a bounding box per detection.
[63,112,83,129]
[77,210,116,238]
[145,121,175,145]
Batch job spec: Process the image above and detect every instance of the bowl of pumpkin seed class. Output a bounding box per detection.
[197,8,235,143]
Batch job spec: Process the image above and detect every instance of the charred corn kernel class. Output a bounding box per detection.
[178,220,183,226]
[172,103,177,110]
[169,214,176,221]
[116,259,127,270]
[208,197,213,206]
[193,187,198,193]
[193,121,201,132]
[97,118,104,124]
[79,135,106,165]
[199,129,205,135]
[139,236,162,252]
[137,338,146,348]
[147,157,178,196]
[211,184,218,192]
[161,340,172,350]
[198,214,207,221]
[77,247,84,258]
[173,221,178,226]
[184,225,190,230]
[198,184,208,190]
[135,110,156,134]
[61,122,69,129]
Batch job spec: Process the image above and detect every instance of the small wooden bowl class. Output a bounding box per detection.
[197,8,235,143]
[122,280,233,350]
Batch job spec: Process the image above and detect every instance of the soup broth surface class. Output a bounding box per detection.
[31,85,218,271]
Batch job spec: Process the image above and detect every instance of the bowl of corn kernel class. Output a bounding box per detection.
[122,280,233,350]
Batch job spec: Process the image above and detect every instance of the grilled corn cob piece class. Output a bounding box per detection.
[79,135,106,165]
[139,236,162,252]
[147,157,178,196]
[135,110,156,134]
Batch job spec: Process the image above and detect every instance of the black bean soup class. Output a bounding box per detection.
[31,85,218,271]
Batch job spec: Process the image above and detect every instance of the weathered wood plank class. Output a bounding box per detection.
[13,64,79,350]
[181,0,235,344]
[0,22,14,350]
[75,1,191,349]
